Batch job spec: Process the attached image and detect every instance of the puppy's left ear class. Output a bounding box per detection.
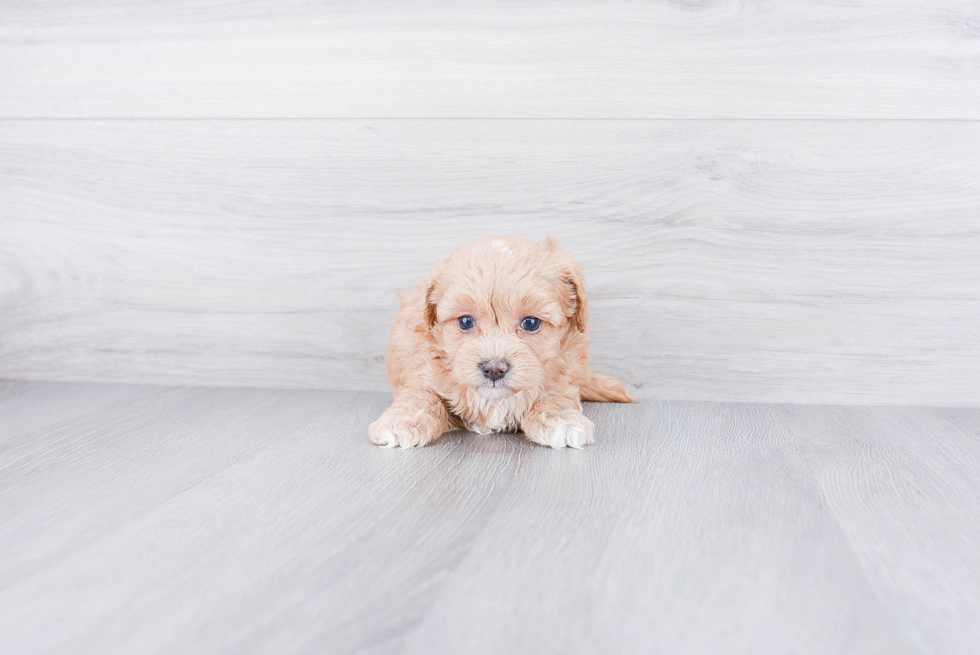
[547,238,589,334]
[561,260,589,334]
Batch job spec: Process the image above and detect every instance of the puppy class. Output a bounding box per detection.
[369,237,635,449]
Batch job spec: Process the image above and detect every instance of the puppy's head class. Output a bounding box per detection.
[424,237,587,401]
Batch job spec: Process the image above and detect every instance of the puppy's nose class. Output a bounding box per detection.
[481,358,510,382]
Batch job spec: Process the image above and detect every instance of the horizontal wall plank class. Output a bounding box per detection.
[1,1,979,118]
[1,119,979,404]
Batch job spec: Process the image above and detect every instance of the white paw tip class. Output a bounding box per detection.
[372,427,430,449]
[371,429,403,448]
[544,420,594,449]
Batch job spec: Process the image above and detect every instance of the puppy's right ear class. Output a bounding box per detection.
[423,278,439,329]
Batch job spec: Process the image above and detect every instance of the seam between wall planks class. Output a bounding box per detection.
[2,118,980,122]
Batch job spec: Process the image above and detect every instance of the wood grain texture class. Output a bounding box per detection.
[1,1,980,118]
[2,120,979,404]
[784,405,980,654]
[1,381,978,654]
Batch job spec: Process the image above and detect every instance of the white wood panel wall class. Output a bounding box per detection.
[2,1,980,118]
[1,1,979,405]
[2,121,978,404]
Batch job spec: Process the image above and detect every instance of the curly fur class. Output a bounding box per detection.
[369,237,635,449]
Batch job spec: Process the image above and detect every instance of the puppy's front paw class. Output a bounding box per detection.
[369,410,441,449]
[523,411,595,450]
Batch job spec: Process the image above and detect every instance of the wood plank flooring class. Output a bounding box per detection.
[1,381,977,654]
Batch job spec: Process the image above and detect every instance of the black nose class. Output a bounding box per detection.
[481,358,510,382]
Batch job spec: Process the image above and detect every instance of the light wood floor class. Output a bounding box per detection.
[1,380,978,654]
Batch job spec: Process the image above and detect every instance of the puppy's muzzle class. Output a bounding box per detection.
[480,358,510,382]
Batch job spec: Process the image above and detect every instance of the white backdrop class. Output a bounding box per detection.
[1,1,979,405]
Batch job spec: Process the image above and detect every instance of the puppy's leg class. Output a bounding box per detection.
[369,389,453,448]
[579,372,636,403]
[521,392,596,450]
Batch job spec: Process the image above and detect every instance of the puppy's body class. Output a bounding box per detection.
[370,237,634,449]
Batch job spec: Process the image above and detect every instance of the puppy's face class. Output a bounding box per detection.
[425,238,586,401]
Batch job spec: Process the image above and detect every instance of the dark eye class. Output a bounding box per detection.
[457,315,475,331]
[520,316,542,332]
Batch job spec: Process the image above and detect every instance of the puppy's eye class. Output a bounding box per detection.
[520,316,542,332]
[457,315,475,331]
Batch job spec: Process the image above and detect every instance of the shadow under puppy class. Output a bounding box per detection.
[370,237,635,449]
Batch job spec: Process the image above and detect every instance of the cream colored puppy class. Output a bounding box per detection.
[370,237,634,449]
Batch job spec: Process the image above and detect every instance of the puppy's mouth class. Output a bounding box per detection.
[477,380,514,399]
